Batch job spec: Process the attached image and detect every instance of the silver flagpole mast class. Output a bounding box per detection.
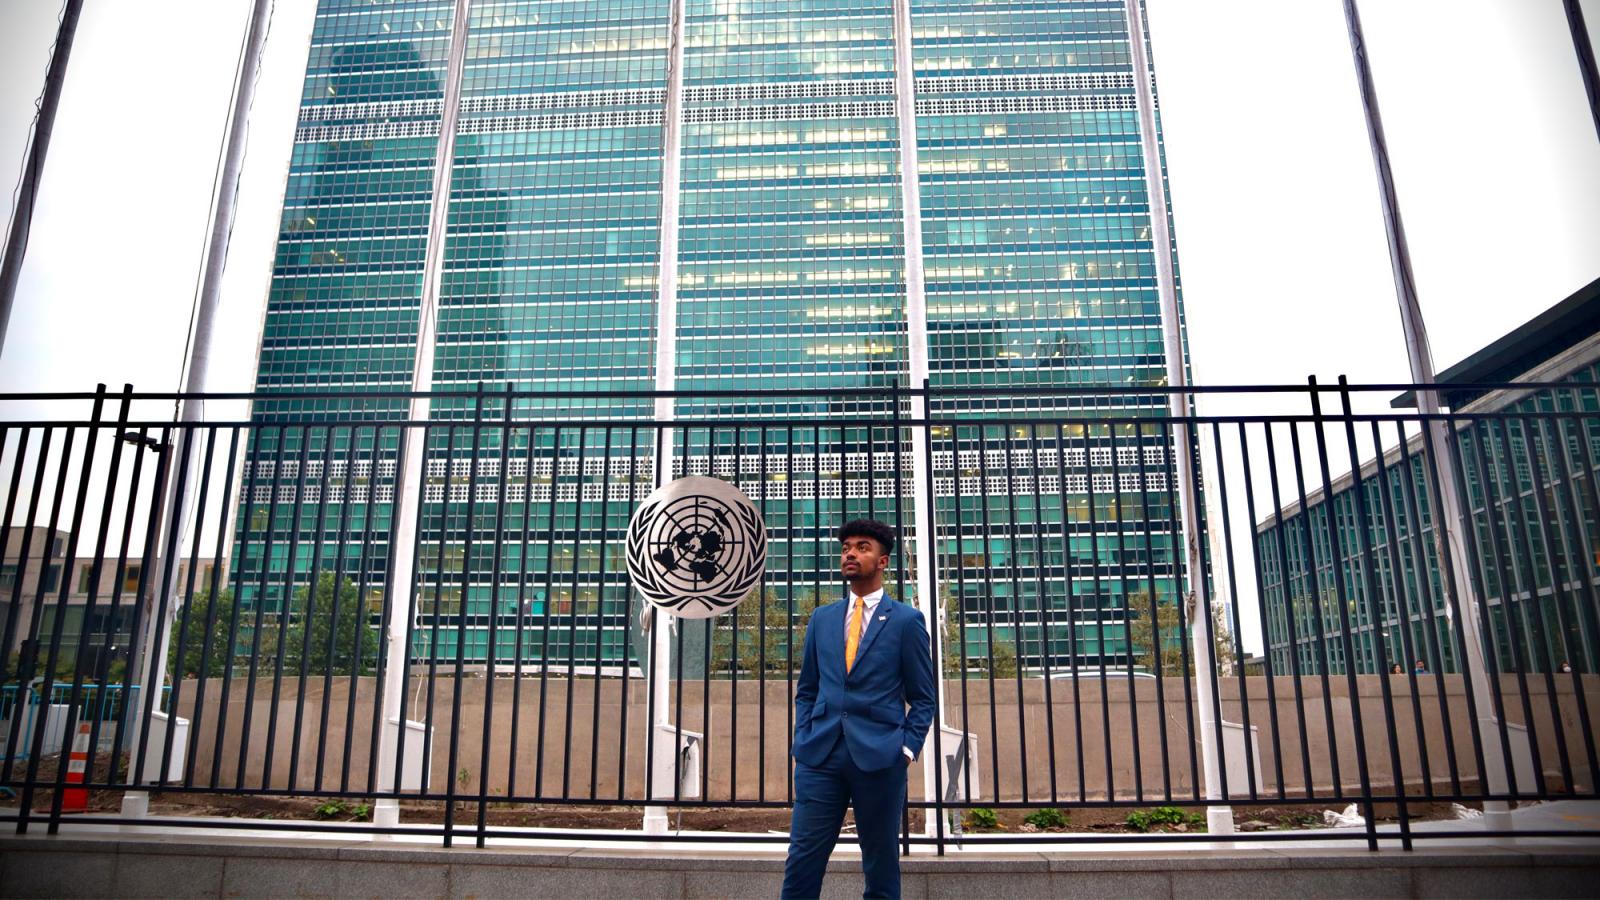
[889,0,947,840]
[643,0,687,836]
[1122,0,1233,836]
[1563,0,1600,143]
[122,0,274,816]
[0,0,84,356]
[1340,0,1511,828]
[372,0,473,832]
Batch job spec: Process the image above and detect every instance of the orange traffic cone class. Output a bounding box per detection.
[62,721,90,813]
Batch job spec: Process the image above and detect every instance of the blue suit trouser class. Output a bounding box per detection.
[781,732,907,899]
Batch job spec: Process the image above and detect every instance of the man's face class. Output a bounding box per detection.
[840,535,887,582]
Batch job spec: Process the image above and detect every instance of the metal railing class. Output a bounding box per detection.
[0,381,1595,849]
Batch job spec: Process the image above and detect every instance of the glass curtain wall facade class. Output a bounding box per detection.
[913,0,1184,669]
[1257,368,1600,677]
[238,0,1192,670]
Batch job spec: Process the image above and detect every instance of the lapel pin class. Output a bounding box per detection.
[877,615,887,621]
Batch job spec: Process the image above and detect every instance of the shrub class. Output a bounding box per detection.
[1125,806,1203,833]
[313,800,348,820]
[1023,807,1067,829]
[964,807,999,829]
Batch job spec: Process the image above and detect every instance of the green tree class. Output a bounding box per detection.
[711,588,819,676]
[1127,590,1237,676]
[938,586,1017,678]
[168,588,249,678]
[284,574,379,676]
[987,638,1018,678]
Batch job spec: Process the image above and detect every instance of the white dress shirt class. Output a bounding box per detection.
[846,588,914,761]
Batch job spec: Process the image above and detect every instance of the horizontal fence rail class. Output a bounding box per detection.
[0,381,1595,850]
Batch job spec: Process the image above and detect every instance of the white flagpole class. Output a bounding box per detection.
[1341,0,1511,828]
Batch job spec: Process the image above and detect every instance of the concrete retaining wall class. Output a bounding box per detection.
[161,673,1599,801]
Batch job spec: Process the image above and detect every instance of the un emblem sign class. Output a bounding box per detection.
[626,476,767,619]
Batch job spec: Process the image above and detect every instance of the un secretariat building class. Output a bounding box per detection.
[238,0,1191,673]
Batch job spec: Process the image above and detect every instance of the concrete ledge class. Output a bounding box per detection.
[2,833,1598,899]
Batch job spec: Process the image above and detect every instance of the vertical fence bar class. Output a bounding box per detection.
[674,427,688,805]
[1307,378,1379,849]
[1464,420,1544,796]
[314,425,354,794]
[134,424,193,798]
[259,428,310,789]
[1288,418,1344,799]
[86,399,145,790]
[444,386,487,847]
[698,427,711,803]
[365,423,411,797]
[561,424,588,801]
[1160,421,1200,800]
[189,426,241,789]
[890,386,910,855]
[5,425,63,795]
[757,423,769,806]
[511,424,536,800]
[1513,414,1581,790]
[730,424,742,806]
[1210,421,1257,800]
[1264,422,1317,799]
[1081,425,1110,801]
[1187,418,1231,805]
[535,425,563,799]
[1562,388,1600,677]
[1368,418,1435,800]
[1531,410,1600,784]
[287,426,334,791]
[1443,416,1520,799]
[1391,419,1468,795]
[1031,423,1061,802]
[974,424,1003,803]
[590,423,614,802]
[953,421,976,808]
[1057,423,1086,802]
[157,424,218,792]
[617,424,641,802]
[1002,428,1031,802]
[1237,422,1288,799]
[785,423,797,804]
[477,385,513,844]
[1335,378,1410,848]
[0,425,28,692]
[1134,421,1171,800]
[111,428,170,794]
[920,393,948,852]
[50,385,128,797]
[25,390,103,833]
[215,427,263,789]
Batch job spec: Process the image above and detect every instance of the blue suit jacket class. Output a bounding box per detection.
[791,594,938,772]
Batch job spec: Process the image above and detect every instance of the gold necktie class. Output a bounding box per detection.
[845,596,865,673]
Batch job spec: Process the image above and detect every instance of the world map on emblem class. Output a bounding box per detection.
[626,476,767,618]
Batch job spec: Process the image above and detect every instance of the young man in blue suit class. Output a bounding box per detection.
[782,519,937,899]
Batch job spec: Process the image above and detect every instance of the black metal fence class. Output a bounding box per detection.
[0,381,1595,850]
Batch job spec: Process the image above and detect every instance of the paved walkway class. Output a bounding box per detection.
[2,801,1598,897]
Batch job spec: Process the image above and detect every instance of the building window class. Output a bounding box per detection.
[122,564,142,594]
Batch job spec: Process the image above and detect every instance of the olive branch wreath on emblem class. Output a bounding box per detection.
[626,484,766,618]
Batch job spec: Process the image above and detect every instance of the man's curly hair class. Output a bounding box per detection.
[838,519,896,556]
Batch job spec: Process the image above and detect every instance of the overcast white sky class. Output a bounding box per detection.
[0,0,1597,652]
